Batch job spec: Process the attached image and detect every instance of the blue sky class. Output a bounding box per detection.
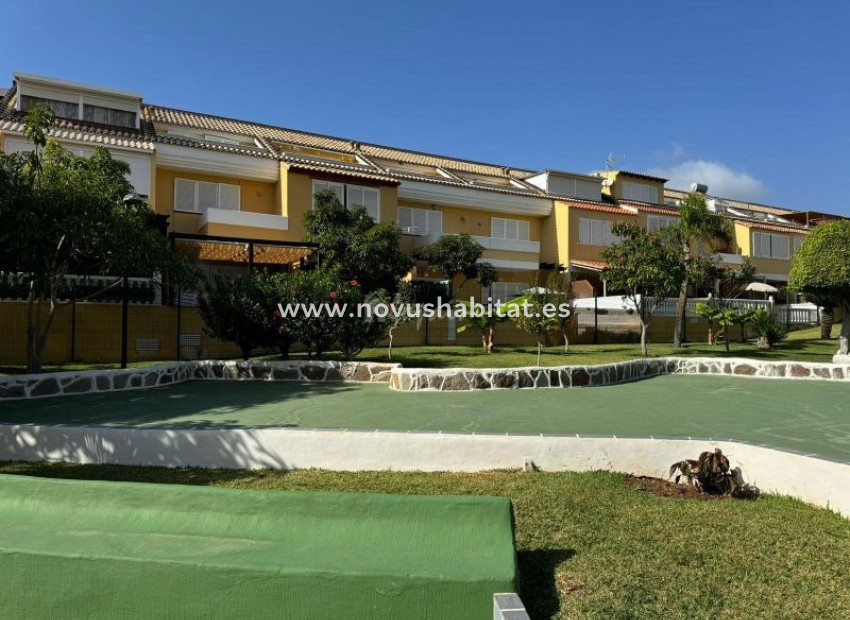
[2,1,848,214]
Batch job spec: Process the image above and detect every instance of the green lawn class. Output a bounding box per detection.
[0,327,836,376]
[348,326,837,368]
[5,375,850,462]
[2,463,847,619]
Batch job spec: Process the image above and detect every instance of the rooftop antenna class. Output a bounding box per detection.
[604,152,623,172]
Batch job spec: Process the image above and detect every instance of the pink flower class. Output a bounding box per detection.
[349,279,358,286]
[329,291,338,299]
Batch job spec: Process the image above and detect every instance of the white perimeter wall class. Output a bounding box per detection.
[2,425,848,518]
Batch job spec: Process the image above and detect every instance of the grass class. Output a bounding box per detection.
[1,462,848,619]
[348,326,837,368]
[0,327,835,376]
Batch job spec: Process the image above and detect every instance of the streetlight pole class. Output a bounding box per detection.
[120,192,145,369]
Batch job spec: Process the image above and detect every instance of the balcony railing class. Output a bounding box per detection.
[408,232,540,254]
[199,208,288,231]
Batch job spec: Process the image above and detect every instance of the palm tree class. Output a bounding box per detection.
[672,193,734,348]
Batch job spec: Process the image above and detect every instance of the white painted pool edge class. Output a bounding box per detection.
[2,425,848,518]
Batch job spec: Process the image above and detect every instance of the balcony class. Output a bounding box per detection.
[717,252,744,265]
[472,235,541,254]
[199,208,288,232]
[408,232,541,254]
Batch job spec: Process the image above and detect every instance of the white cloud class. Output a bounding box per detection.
[649,160,767,200]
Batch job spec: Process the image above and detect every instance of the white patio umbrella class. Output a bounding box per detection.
[744,282,780,294]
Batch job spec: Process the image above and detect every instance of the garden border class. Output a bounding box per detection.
[1,357,849,400]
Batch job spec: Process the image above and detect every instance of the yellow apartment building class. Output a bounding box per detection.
[0,72,836,305]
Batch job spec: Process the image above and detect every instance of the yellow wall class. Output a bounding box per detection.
[399,199,542,241]
[0,302,244,366]
[599,171,665,204]
[734,223,802,280]
[568,207,636,263]
[280,168,399,242]
[155,168,278,230]
[540,202,570,266]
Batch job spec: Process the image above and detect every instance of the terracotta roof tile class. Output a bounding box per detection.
[622,201,681,216]
[559,199,637,216]
[736,221,810,235]
[571,260,608,271]
[156,134,276,159]
[615,170,669,183]
[1,85,156,150]
[283,156,400,184]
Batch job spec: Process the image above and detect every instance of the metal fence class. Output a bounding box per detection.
[0,291,823,368]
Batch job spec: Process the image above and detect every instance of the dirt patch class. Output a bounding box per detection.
[626,475,728,501]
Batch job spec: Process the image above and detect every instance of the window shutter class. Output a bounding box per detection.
[491,218,505,239]
[411,209,427,233]
[518,220,530,241]
[346,186,361,210]
[219,184,240,211]
[774,235,789,259]
[197,182,218,211]
[330,183,345,204]
[504,219,518,240]
[397,207,412,231]
[363,188,379,220]
[430,210,443,235]
[579,219,591,245]
[174,179,196,212]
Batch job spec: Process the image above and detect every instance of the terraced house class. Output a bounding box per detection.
[0,72,840,308]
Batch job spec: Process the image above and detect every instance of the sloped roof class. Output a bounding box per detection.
[0,85,156,150]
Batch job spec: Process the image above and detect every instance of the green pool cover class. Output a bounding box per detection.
[0,475,517,619]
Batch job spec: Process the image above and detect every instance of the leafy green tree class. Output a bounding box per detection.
[789,221,850,356]
[801,291,838,340]
[546,271,576,352]
[281,267,345,359]
[512,294,553,366]
[304,189,413,295]
[691,257,756,352]
[419,233,497,301]
[385,281,413,361]
[198,273,277,360]
[0,105,196,372]
[456,299,518,354]
[334,282,389,360]
[601,224,687,356]
[672,192,734,348]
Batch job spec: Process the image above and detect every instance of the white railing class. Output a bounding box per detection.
[574,296,819,324]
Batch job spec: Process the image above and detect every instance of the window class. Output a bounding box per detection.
[793,235,805,254]
[622,181,659,204]
[174,178,241,213]
[20,95,79,119]
[346,185,380,221]
[312,180,379,220]
[488,282,527,304]
[491,217,530,241]
[83,104,136,128]
[312,180,345,204]
[752,232,790,259]
[398,207,442,235]
[579,218,620,247]
[647,215,679,232]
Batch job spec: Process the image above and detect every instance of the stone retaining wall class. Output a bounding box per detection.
[390,357,850,391]
[0,360,398,401]
[2,357,847,399]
